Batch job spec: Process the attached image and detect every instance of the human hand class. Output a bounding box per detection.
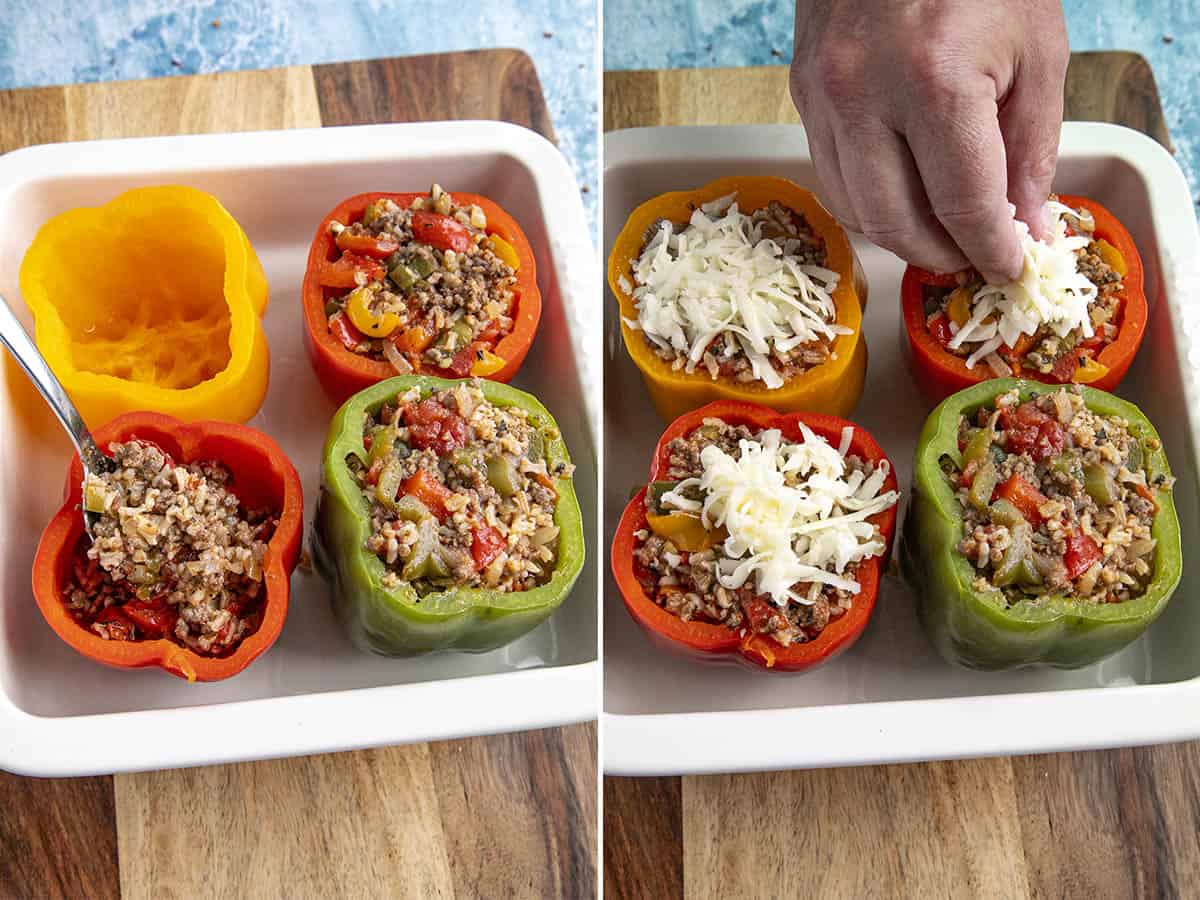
[790,0,1069,283]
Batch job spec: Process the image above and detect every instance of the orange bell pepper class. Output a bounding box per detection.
[18,186,270,428]
[608,176,868,420]
[900,194,1146,402]
[302,192,541,405]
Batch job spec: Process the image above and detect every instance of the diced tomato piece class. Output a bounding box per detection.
[928,313,954,347]
[959,459,979,488]
[1000,402,1065,461]
[335,230,399,259]
[402,398,468,454]
[994,474,1049,525]
[329,312,364,351]
[742,596,775,632]
[1064,531,1103,580]
[401,469,454,519]
[471,524,507,571]
[318,251,385,288]
[1048,347,1091,384]
[444,344,478,378]
[94,606,135,641]
[998,333,1035,365]
[364,458,384,486]
[121,599,179,639]
[411,211,471,253]
[912,267,962,287]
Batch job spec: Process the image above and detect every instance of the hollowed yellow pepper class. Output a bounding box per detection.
[19,185,269,428]
[608,176,868,420]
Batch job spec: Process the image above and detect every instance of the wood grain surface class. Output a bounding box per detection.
[0,50,594,900]
[603,52,1196,900]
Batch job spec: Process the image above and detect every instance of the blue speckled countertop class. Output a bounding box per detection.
[604,0,1200,195]
[0,1,597,229]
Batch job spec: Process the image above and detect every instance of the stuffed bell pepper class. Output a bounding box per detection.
[608,176,869,421]
[904,379,1181,669]
[303,185,541,404]
[901,195,1146,402]
[612,400,899,671]
[312,375,585,655]
[19,186,271,428]
[32,413,303,682]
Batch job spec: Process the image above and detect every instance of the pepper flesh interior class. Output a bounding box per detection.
[40,203,231,388]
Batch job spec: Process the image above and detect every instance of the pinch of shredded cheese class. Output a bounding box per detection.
[624,194,850,389]
[948,201,1098,368]
[660,426,899,607]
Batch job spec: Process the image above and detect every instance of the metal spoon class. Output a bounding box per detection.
[0,296,114,537]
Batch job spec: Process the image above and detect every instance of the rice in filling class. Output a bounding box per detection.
[948,386,1169,605]
[625,196,848,388]
[324,184,517,374]
[66,440,276,655]
[632,418,898,647]
[351,381,571,594]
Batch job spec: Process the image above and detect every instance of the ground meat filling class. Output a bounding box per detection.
[324,183,517,375]
[66,440,276,655]
[947,387,1169,605]
[632,418,895,647]
[632,199,838,385]
[923,196,1124,378]
[351,381,571,595]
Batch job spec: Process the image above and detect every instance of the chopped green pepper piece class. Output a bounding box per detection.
[1049,452,1083,484]
[389,264,418,291]
[526,430,545,463]
[434,319,475,353]
[362,200,384,227]
[400,517,450,581]
[993,523,1042,588]
[367,426,396,467]
[375,458,404,508]
[963,414,998,465]
[486,454,520,496]
[324,299,340,317]
[646,480,681,514]
[967,461,997,511]
[1084,463,1118,505]
[392,494,432,522]
[989,499,1025,528]
[410,255,435,278]
[1127,440,1144,473]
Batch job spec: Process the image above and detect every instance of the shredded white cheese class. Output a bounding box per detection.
[947,201,1098,368]
[626,194,850,389]
[660,426,899,607]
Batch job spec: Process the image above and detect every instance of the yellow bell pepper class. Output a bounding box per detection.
[346,285,400,338]
[488,235,521,271]
[19,185,269,428]
[1072,356,1110,384]
[470,349,507,377]
[947,285,972,326]
[1094,238,1127,277]
[645,511,725,552]
[608,176,868,420]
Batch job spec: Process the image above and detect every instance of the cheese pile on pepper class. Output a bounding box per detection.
[659,425,898,605]
[626,194,850,389]
[948,201,1098,368]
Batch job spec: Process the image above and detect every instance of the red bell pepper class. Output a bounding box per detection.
[302,191,541,404]
[900,195,1147,402]
[611,400,898,673]
[31,412,304,682]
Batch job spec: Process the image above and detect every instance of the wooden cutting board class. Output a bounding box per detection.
[0,50,595,900]
[604,52,1200,900]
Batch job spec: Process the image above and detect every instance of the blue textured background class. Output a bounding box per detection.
[604,0,1200,195]
[0,1,597,228]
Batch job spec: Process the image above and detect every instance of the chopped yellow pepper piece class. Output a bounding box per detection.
[470,349,507,377]
[1072,356,1110,384]
[947,286,972,326]
[488,235,521,271]
[346,286,400,338]
[1094,238,1128,277]
[645,511,725,552]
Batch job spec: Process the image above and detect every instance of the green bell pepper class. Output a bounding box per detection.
[312,374,586,656]
[902,378,1182,670]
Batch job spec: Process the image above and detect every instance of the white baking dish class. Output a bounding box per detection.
[0,121,599,776]
[603,122,1200,775]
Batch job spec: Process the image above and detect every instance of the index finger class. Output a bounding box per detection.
[906,89,1023,284]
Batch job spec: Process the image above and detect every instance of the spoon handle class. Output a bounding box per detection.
[0,295,106,469]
